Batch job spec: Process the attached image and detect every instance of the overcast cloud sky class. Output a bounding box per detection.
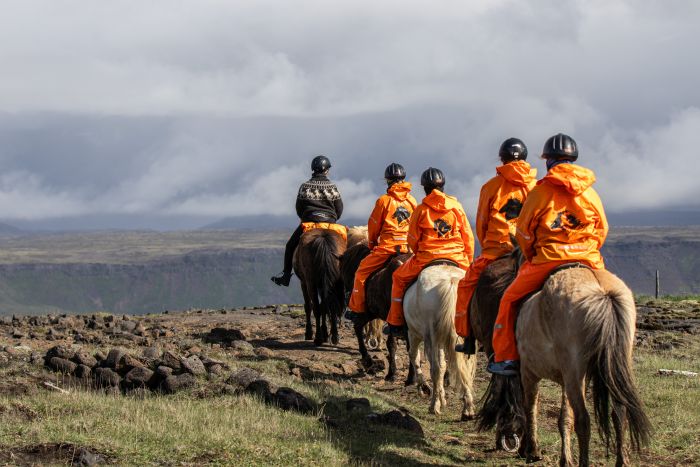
[0,0,699,229]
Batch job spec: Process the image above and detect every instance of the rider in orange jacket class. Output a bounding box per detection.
[345,163,417,321]
[385,168,474,338]
[488,133,609,376]
[455,138,537,354]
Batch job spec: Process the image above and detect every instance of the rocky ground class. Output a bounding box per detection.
[0,299,699,465]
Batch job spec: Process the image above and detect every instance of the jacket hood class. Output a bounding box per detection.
[423,189,458,212]
[496,160,537,186]
[387,181,413,201]
[540,163,596,195]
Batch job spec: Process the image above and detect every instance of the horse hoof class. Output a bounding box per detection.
[461,413,475,422]
[305,332,313,340]
[313,338,323,346]
[384,373,396,382]
[525,454,542,464]
[420,383,432,396]
[500,433,520,453]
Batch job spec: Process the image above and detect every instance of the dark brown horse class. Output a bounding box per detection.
[293,229,346,346]
[340,229,414,383]
[473,251,651,466]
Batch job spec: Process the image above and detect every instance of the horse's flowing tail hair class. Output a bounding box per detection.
[581,273,651,452]
[425,267,476,398]
[310,231,344,318]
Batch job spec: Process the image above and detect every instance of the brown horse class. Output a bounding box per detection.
[340,232,413,383]
[293,229,346,346]
[475,255,651,466]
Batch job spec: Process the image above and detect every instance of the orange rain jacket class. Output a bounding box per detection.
[367,181,418,253]
[477,161,537,259]
[515,163,608,269]
[408,189,475,265]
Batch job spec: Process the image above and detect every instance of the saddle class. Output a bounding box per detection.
[300,222,348,242]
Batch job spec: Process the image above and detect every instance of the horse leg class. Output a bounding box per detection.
[408,330,429,395]
[385,334,397,382]
[301,286,313,341]
[329,302,339,346]
[559,392,575,467]
[458,354,476,421]
[612,403,630,467]
[428,343,447,415]
[404,338,416,386]
[354,315,373,370]
[521,370,542,462]
[564,377,590,467]
[313,292,324,346]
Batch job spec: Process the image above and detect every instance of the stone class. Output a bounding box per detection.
[142,346,161,360]
[272,387,315,414]
[124,366,155,389]
[290,367,302,378]
[74,364,92,379]
[161,373,196,394]
[72,350,98,368]
[47,357,78,374]
[346,397,371,412]
[254,347,275,359]
[118,354,145,372]
[207,364,224,376]
[120,321,137,333]
[104,348,127,369]
[182,355,206,376]
[203,327,246,345]
[94,367,121,387]
[160,350,182,371]
[367,410,424,437]
[245,379,276,401]
[134,323,146,336]
[226,368,262,390]
[156,366,174,378]
[11,328,26,339]
[72,447,105,466]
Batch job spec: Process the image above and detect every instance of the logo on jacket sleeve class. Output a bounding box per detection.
[499,198,524,221]
[393,206,411,225]
[550,211,582,230]
[433,219,452,237]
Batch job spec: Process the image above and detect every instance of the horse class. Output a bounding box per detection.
[404,264,477,419]
[340,227,413,382]
[293,228,346,346]
[476,255,651,466]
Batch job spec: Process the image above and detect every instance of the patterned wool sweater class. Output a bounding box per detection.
[295,175,344,223]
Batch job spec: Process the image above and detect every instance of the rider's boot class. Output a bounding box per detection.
[271,271,292,287]
[455,334,476,355]
[382,323,408,340]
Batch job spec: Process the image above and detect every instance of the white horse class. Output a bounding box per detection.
[404,265,477,419]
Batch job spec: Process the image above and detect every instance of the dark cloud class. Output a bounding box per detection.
[0,1,699,228]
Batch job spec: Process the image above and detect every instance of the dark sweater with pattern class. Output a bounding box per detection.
[295,175,343,223]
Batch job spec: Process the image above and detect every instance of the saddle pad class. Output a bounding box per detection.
[301,222,348,242]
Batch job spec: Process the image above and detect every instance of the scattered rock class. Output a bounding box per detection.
[272,387,314,414]
[226,368,262,389]
[161,373,196,394]
[94,368,121,388]
[182,355,206,376]
[72,447,104,466]
[156,366,174,378]
[46,345,75,361]
[203,327,246,346]
[72,350,98,368]
[232,340,254,353]
[104,348,127,369]
[245,379,276,400]
[346,397,371,413]
[11,328,26,339]
[207,364,225,376]
[290,367,302,378]
[47,357,78,374]
[118,354,145,372]
[141,346,161,360]
[367,410,424,437]
[74,364,92,379]
[123,367,155,389]
[160,351,182,371]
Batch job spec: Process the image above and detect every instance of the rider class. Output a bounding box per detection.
[384,167,475,338]
[488,133,608,376]
[345,163,417,322]
[455,138,537,354]
[271,155,343,286]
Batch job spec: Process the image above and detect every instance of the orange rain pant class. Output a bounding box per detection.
[387,255,469,326]
[348,249,396,313]
[492,260,601,362]
[455,256,495,337]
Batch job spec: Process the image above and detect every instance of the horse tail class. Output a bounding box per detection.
[582,272,651,452]
[432,267,475,397]
[310,231,343,315]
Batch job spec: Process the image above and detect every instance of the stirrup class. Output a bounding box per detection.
[486,360,519,376]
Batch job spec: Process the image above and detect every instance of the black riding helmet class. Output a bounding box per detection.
[384,163,406,185]
[499,138,528,163]
[420,167,445,195]
[311,155,332,174]
[541,133,578,161]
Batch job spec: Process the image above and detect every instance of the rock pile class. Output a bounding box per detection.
[43,345,228,395]
[226,367,316,414]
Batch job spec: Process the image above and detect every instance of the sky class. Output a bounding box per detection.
[1,0,699,230]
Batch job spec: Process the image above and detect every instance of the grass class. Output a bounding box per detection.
[1,330,699,465]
